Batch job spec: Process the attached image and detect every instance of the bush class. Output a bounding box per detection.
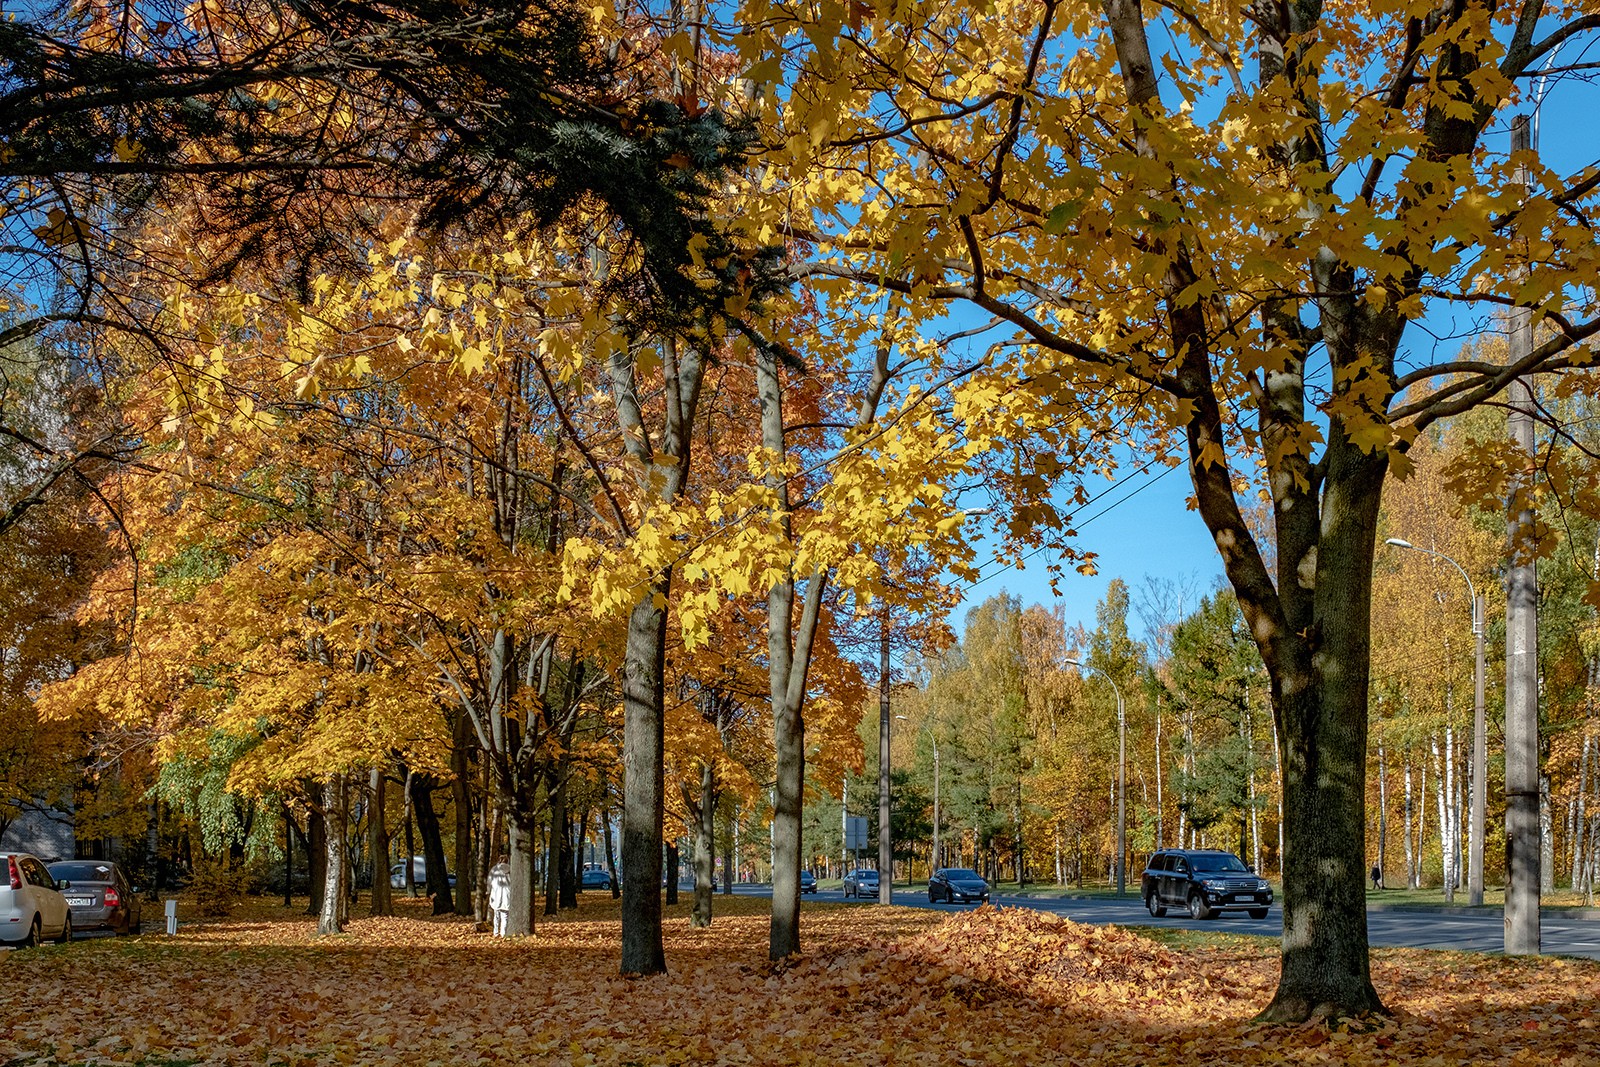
[186,856,250,916]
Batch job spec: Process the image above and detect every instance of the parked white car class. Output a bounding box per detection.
[389,857,455,889]
[2,852,73,947]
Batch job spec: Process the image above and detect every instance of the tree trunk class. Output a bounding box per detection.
[721,802,735,895]
[692,763,714,927]
[367,769,391,917]
[307,799,326,916]
[1253,449,1386,1021]
[451,711,475,917]
[665,841,680,905]
[506,815,537,937]
[601,785,621,900]
[558,806,578,910]
[619,586,668,974]
[410,774,454,914]
[317,776,347,935]
[545,769,566,916]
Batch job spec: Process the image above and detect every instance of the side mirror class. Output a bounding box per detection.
[58,880,71,889]
[1247,865,1256,873]
[132,886,142,895]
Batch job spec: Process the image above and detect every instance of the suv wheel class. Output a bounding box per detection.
[1146,893,1167,918]
[1188,892,1213,920]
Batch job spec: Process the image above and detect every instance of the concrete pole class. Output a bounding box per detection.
[1116,685,1127,897]
[932,738,941,872]
[1470,591,1487,906]
[1504,112,1541,956]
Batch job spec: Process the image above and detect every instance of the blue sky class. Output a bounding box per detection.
[945,35,1600,648]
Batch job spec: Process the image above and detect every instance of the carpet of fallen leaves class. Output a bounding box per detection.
[3,893,1598,1066]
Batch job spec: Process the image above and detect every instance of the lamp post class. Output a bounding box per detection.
[1068,659,1125,895]
[897,714,941,875]
[1385,537,1486,906]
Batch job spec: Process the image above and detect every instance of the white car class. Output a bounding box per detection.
[2,852,73,947]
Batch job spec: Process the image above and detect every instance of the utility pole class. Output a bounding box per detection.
[1504,112,1541,956]
[1471,590,1486,906]
[879,607,893,905]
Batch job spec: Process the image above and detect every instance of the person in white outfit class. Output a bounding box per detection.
[488,856,512,936]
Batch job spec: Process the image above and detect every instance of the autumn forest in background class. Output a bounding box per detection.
[6,0,1600,1048]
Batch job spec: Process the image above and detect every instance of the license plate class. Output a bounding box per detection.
[66,898,93,907]
[1233,894,1254,903]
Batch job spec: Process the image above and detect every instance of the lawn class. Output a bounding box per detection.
[2,893,1596,1066]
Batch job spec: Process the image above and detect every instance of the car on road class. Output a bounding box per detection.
[389,858,456,890]
[581,867,612,891]
[842,868,880,899]
[46,860,142,936]
[3,852,74,947]
[1141,849,1272,919]
[799,870,817,894]
[928,868,990,904]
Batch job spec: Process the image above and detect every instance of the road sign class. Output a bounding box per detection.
[844,815,868,852]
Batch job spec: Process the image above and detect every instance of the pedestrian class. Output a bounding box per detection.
[489,855,512,936]
[1370,863,1382,890]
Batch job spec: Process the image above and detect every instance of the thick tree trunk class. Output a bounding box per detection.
[307,800,326,916]
[692,763,714,928]
[367,769,391,917]
[506,816,537,937]
[1256,451,1385,1021]
[410,774,454,914]
[317,776,347,935]
[619,587,668,974]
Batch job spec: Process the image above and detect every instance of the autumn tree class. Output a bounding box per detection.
[734,0,1600,1018]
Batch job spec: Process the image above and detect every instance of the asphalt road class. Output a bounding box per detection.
[742,885,1600,959]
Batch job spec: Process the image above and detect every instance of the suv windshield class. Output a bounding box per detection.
[1190,854,1248,873]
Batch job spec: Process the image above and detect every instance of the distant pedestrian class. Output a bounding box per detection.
[489,856,512,936]
[1371,864,1382,890]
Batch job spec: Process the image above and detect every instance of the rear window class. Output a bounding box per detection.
[50,863,115,883]
[1150,855,1170,872]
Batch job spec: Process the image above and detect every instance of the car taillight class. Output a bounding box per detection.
[103,887,120,907]
[6,858,19,891]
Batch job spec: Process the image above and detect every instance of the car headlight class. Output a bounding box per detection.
[1203,878,1226,888]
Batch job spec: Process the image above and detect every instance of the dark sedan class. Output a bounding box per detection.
[799,870,817,894]
[46,860,142,935]
[928,868,990,904]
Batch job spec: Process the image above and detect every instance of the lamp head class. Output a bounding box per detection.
[1065,658,1083,668]
[1385,538,1415,549]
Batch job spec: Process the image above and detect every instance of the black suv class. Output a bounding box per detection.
[1140,849,1272,920]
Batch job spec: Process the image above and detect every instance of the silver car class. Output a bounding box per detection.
[47,860,142,935]
[2,852,73,947]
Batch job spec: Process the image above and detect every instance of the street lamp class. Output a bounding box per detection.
[1067,658,1126,895]
[897,714,941,875]
[1384,537,1487,906]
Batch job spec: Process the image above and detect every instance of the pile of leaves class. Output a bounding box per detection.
[1,896,1597,1066]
